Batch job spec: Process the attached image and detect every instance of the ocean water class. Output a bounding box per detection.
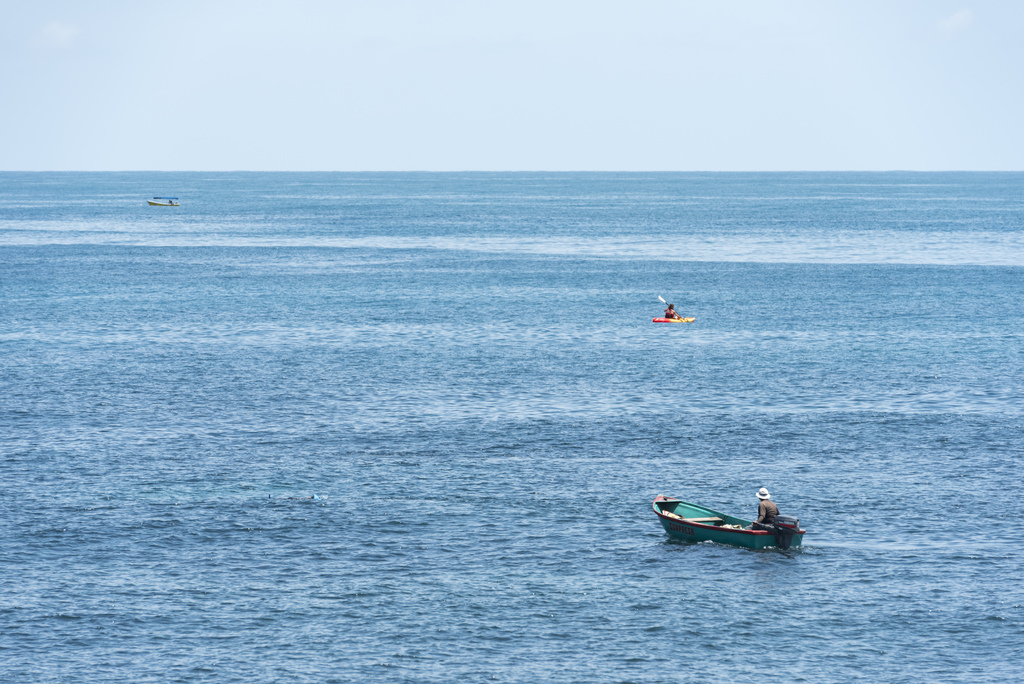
[1,172,1022,683]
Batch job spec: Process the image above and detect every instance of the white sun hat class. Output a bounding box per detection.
[756,487,771,500]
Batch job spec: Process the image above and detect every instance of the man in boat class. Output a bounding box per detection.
[663,303,683,320]
[751,487,779,530]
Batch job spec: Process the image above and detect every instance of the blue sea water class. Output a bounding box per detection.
[1,172,1022,683]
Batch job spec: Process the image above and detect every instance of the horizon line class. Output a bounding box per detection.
[3,168,1023,174]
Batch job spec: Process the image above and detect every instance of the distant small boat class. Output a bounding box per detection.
[653,317,695,323]
[147,197,179,206]
[653,495,805,549]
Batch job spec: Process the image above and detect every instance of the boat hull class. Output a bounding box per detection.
[147,200,178,206]
[652,317,695,323]
[653,495,804,550]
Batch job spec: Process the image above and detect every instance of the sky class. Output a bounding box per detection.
[2,1,1022,171]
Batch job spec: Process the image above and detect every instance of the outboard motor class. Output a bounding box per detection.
[773,515,800,550]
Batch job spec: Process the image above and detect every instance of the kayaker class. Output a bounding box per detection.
[663,303,683,320]
[752,487,779,530]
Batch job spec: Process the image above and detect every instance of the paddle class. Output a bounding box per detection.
[657,295,680,320]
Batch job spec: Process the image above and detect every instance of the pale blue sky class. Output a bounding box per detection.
[2,1,1022,170]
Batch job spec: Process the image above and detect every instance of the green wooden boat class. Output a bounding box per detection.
[653,495,805,550]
